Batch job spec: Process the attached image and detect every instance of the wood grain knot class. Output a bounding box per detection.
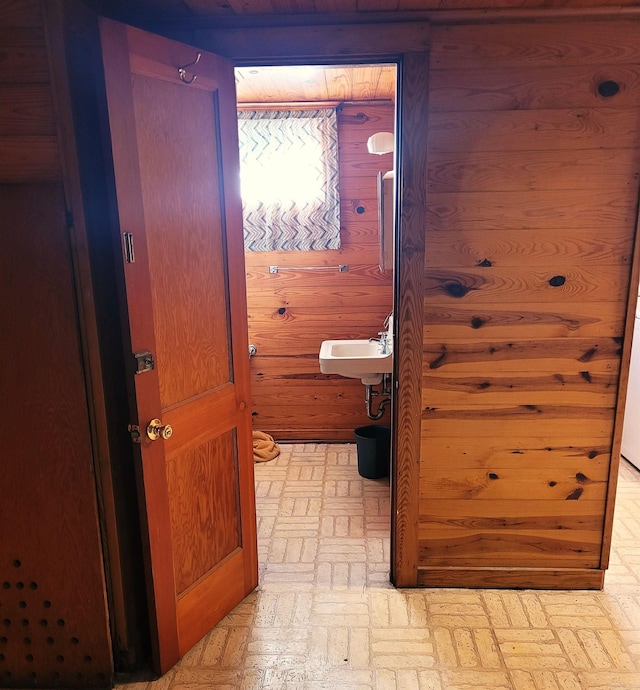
[579,347,597,362]
[548,275,566,287]
[429,348,447,369]
[477,258,492,267]
[444,282,471,298]
[597,80,620,98]
[523,404,541,412]
[471,317,485,329]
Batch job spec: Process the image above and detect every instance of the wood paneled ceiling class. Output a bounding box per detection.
[235,64,396,104]
[86,0,640,22]
[84,0,640,103]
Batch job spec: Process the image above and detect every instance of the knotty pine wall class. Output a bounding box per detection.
[418,19,640,587]
[0,0,112,684]
[244,102,394,441]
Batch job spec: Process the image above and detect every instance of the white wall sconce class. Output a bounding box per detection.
[367,131,394,155]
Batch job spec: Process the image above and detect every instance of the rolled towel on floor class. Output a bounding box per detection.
[253,431,280,463]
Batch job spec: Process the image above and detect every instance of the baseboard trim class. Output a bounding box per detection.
[417,566,605,590]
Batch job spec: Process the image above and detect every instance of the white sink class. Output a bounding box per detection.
[319,339,393,385]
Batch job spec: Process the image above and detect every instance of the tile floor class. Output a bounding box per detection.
[120,444,640,690]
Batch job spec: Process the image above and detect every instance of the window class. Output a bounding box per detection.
[237,109,341,252]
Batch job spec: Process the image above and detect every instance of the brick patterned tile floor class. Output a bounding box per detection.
[119,444,640,689]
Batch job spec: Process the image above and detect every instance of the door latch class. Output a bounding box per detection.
[128,424,141,443]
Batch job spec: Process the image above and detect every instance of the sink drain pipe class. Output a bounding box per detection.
[365,373,392,420]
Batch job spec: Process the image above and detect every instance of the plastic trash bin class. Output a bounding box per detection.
[354,425,390,479]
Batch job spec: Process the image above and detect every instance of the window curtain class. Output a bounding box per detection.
[237,109,341,252]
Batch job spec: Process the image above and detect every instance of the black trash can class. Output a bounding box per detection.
[354,425,390,479]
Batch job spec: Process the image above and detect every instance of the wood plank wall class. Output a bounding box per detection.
[244,102,395,441]
[418,19,640,587]
[0,0,112,684]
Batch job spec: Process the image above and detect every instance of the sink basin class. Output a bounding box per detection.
[319,339,393,385]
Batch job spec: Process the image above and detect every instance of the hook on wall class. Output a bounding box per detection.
[178,53,202,84]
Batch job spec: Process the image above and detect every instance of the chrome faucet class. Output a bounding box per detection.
[377,331,391,355]
[368,313,393,354]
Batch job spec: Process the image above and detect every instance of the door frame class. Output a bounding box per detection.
[182,21,431,588]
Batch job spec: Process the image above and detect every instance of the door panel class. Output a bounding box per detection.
[99,19,257,673]
[167,431,240,595]
[132,75,232,406]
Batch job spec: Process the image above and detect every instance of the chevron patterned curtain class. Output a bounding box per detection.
[237,109,341,251]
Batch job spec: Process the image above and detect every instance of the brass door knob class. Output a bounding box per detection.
[146,418,173,441]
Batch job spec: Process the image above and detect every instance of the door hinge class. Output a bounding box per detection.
[123,232,135,263]
[134,350,155,375]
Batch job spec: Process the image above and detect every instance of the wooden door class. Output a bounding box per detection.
[99,19,257,673]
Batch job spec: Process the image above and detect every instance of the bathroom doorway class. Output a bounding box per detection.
[235,62,398,442]
[234,61,398,579]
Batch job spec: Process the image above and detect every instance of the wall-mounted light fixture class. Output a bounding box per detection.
[367,131,394,155]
